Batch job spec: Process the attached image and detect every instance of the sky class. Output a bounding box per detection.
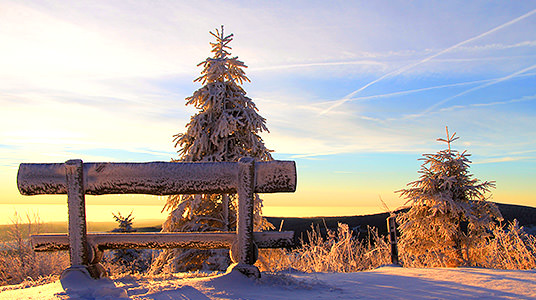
[1,1,535,224]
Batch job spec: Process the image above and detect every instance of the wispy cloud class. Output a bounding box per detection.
[260,88,536,159]
[250,60,386,72]
[471,94,536,107]
[437,94,536,112]
[320,8,536,115]
[452,40,536,52]
[315,73,536,107]
[251,40,536,76]
[416,63,536,117]
[474,156,536,164]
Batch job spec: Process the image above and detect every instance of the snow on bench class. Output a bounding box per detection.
[31,231,294,251]
[17,157,296,282]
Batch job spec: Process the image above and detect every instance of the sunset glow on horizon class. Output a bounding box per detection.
[1,1,535,225]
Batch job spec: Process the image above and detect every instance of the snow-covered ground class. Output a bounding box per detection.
[1,266,535,300]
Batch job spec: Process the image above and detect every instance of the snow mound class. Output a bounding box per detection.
[59,276,127,299]
[58,266,128,299]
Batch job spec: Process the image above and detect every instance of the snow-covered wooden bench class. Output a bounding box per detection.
[17,157,296,282]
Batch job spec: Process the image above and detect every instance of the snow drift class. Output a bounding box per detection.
[1,266,535,299]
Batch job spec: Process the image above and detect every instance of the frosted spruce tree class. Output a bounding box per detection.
[397,127,502,267]
[110,212,151,273]
[151,26,273,273]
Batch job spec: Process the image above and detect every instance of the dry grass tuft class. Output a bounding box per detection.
[0,213,68,286]
[258,223,391,273]
[470,220,536,269]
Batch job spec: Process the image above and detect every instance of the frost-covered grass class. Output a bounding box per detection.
[260,220,536,273]
[469,220,536,269]
[0,213,68,287]
[1,217,535,289]
[258,223,391,273]
[399,220,536,270]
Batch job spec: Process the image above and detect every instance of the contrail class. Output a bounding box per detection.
[417,63,536,116]
[313,72,536,107]
[250,60,385,71]
[471,94,536,107]
[315,74,529,105]
[420,94,536,115]
[320,8,536,115]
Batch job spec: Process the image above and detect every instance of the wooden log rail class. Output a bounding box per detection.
[17,158,296,282]
[32,231,295,251]
[17,160,296,196]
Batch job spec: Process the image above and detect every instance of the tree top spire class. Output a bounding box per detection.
[209,25,233,59]
[195,25,249,85]
[437,126,459,153]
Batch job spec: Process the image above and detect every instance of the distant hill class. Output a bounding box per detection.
[265,202,536,244]
[135,202,535,244]
[494,203,536,226]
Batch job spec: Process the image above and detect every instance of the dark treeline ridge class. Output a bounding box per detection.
[135,203,536,245]
[264,203,536,244]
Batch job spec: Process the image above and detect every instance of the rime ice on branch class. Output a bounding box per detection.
[396,127,502,267]
[153,26,274,273]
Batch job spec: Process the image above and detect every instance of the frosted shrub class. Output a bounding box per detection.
[101,250,157,277]
[260,223,391,273]
[0,212,68,286]
[471,220,536,269]
[106,212,152,274]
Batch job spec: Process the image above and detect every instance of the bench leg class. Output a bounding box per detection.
[230,157,260,278]
[61,159,106,289]
[65,159,89,267]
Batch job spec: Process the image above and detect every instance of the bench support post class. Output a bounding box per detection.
[65,159,89,267]
[60,159,100,290]
[62,159,107,287]
[230,157,260,278]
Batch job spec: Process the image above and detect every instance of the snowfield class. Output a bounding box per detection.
[1,266,535,300]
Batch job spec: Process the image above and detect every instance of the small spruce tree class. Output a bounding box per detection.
[112,211,135,233]
[397,127,502,267]
[110,212,150,273]
[151,26,273,273]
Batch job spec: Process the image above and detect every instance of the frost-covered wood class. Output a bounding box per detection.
[18,157,296,280]
[65,159,89,266]
[234,158,257,265]
[17,160,296,196]
[255,161,296,193]
[31,231,294,252]
[387,216,399,265]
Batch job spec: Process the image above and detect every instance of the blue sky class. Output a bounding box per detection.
[1,1,535,222]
